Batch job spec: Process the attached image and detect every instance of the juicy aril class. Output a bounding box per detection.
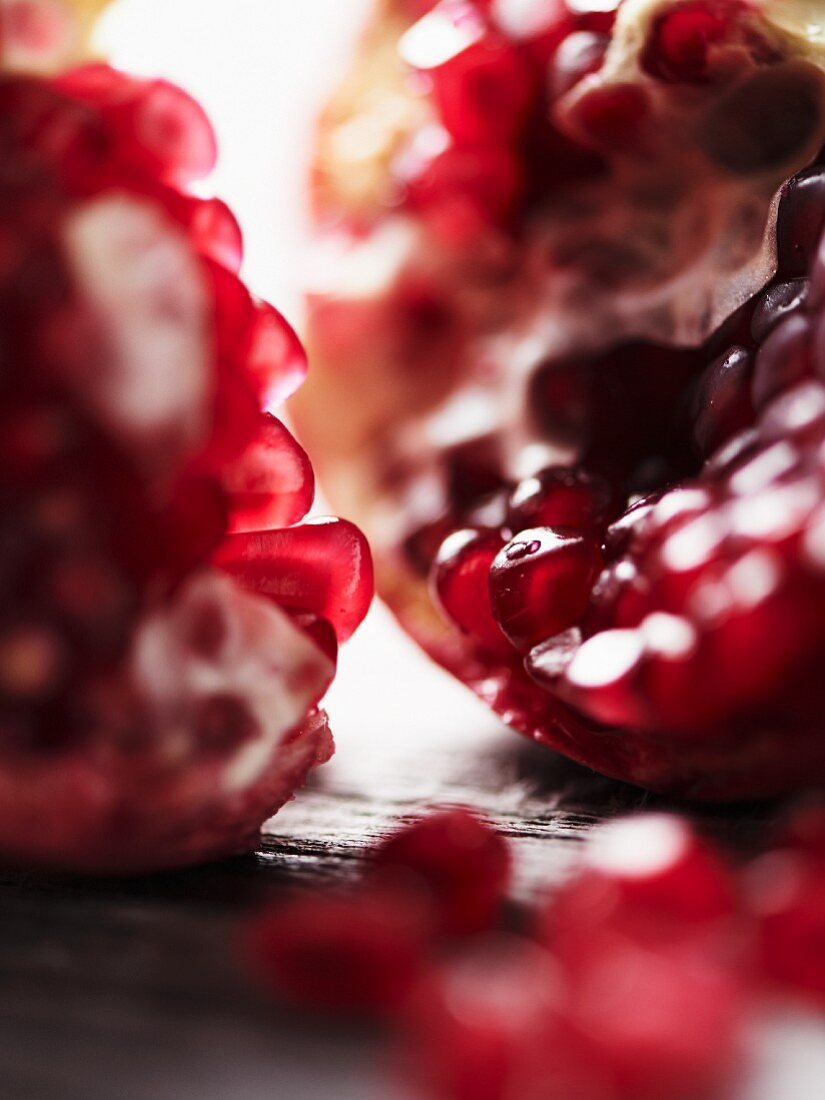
[294,0,825,799]
[0,66,372,872]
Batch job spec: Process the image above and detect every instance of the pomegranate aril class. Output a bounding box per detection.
[751,312,813,410]
[432,527,510,653]
[403,141,524,229]
[490,526,603,651]
[541,815,736,952]
[372,806,512,935]
[243,888,432,1015]
[760,381,825,445]
[587,559,652,630]
[776,164,825,278]
[404,4,534,146]
[750,279,809,343]
[246,302,309,410]
[224,414,315,534]
[746,846,825,1004]
[215,518,373,642]
[641,0,744,85]
[507,466,614,534]
[567,83,649,148]
[405,940,575,1100]
[565,938,743,1100]
[777,801,825,856]
[187,197,243,272]
[692,346,754,457]
[59,67,217,186]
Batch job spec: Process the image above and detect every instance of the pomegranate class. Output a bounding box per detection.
[243,886,433,1015]
[295,0,825,798]
[0,66,373,872]
[744,802,825,1005]
[372,805,512,934]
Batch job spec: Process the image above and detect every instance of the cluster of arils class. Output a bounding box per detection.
[429,149,825,799]
[243,805,825,1100]
[295,0,825,799]
[0,66,372,872]
[393,0,618,241]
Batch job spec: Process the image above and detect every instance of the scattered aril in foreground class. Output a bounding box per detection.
[244,807,825,1099]
[0,66,373,872]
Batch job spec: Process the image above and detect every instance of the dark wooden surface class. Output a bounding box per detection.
[0,605,820,1100]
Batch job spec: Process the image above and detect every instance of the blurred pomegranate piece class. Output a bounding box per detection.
[372,806,512,934]
[407,909,743,1100]
[537,815,739,961]
[535,816,745,1100]
[244,888,432,1016]
[297,0,825,799]
[745,804,825,1005]
[0,67,372,872]
[404,939,585,1100]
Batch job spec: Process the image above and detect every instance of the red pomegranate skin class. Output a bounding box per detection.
[0,67,373,873]
[295,0,825,800]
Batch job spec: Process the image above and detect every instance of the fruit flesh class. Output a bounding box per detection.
[0,67,373,872]
[1,0,112,73]
[296,0,825,798]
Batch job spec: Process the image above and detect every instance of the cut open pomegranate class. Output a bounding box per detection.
[295,0,825,798]
[0,66,373,872]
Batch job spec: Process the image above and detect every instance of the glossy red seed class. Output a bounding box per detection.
[188,198,243,272]
[569,83,648,147]
[692,346,754,457]
[776,165,825,278]
[752,313,813,410]
[778,802,825,856]
[405,939,576,1100]
[507,466,614,534]
[565,937,743,1100]
[434,40,534,145]
[372,807,512,935]
[405,7,534,145]
[490,527,603,651]
[541,816,736,953]
[215,518,374,642]
[750,279,808,343]
[641,0,741,84]
[58,67,217,186]
[246,302,309,410]
[243,889,431,1015]
[433,527,510,653]
[224,414,315,534]
[534,817,744,1100]
[403,142,524,229]
[747,848,825,1004]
